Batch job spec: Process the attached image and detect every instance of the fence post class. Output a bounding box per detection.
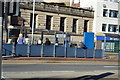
[84,49,87,58]
[93,49,96,58]
[41,44,44,57]
[64,42,67,58]
[12,44,16,56]
[53,32,56,57]
[53,45,56,57]
[27,44,30,57]
[75,47,77,58]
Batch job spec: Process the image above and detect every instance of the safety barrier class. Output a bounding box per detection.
[2,44,103,58]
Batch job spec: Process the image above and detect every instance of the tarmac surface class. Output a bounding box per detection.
[2,71,119,80]
[2,56,120,80]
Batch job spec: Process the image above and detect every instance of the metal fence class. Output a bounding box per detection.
[2,44,103,58]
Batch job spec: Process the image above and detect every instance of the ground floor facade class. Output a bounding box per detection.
[95,33,120,58]
[3,2,94,45]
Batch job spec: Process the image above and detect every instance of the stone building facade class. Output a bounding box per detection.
[7,2,94,44]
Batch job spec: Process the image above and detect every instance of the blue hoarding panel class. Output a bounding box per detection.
[67,47,75,57]
[44,45,53,57]
[16,44,28,56]
[31,45,41,56]
[77,48,85,58]
[84,32,94,49]
[3,44,13,55]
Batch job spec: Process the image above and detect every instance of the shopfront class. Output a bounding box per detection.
[96,33,120,53]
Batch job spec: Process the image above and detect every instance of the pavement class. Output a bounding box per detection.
[2,56,119,63]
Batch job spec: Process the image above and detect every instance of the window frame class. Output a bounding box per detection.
[109,10,118,18]
[102,24,107,32]
[119,25,120,32]
[46,15,52,30]
[108,24,117,32]
[72,19,78,33]
[103,9,108,17]
[60,17,66,32]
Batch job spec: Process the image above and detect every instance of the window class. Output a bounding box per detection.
[72,19,77,33]
[9,29,20,44]
[108,24,117,32]
[104,0,118,2]
[119,26,120,32]
[114,0,118,2]
[9,29,20,38]
[102,24,107,31]
[103,9,108,17]
[46,15,52,30]
[109,10,118,18]
[84,20,89,32]
[110,0,114,2]
[110,0,118,2]
[60,17,66,32]
[30,13,37,29]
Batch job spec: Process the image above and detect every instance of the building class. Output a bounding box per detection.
[22,0,70,6]
[71,0,120,55]
[41,0,70,6]
[6,2,94,45]
[70,0,80,7]
[80,0,119,34]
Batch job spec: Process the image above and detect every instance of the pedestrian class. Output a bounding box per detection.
[24,36,29,44]
[79,41,87,49]
[55,38,59,46]
[44,38,51,45]
[17,34,24,44]
[37,38,42,45]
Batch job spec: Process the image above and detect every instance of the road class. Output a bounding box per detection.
[2,60,119,80]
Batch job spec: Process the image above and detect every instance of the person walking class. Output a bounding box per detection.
[37,38,42,45]
[44,38,51,45]
[17,34,24,44]
[79,41,87,49]
[24,36,29,44]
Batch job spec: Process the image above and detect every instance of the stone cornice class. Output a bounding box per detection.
[20,2,94,18]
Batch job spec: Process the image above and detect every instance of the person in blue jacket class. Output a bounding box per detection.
[17,34,24,44]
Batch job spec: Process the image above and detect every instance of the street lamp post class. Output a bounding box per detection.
[0,1,3,79]
[31,0,35,44]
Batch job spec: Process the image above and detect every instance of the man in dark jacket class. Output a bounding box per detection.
[44,38,51,45]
